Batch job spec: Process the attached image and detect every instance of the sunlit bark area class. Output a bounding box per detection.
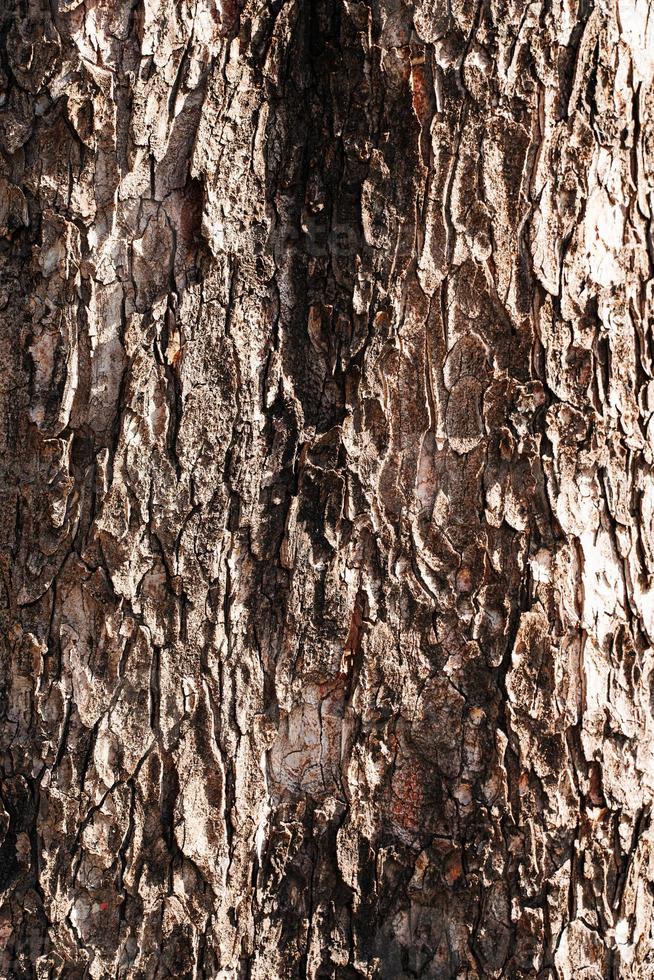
[2,0,654,976]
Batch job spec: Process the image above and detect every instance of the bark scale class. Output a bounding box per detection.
[1,0,654,977]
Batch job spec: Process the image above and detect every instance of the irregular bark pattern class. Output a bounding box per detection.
[2,0,654,976]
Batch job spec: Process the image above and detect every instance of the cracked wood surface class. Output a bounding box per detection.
[2,0,654,977]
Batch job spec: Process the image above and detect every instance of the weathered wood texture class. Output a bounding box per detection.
[2,0,654,976]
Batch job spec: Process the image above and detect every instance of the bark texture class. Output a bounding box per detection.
[2,0,654,976]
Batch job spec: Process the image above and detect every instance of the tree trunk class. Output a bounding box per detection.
[2,0,654,976]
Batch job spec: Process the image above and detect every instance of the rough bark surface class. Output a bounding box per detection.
[2,0,654,976]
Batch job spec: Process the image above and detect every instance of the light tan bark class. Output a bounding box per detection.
[2,0,654,977]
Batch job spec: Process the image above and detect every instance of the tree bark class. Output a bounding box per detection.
[2,0,654,976]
